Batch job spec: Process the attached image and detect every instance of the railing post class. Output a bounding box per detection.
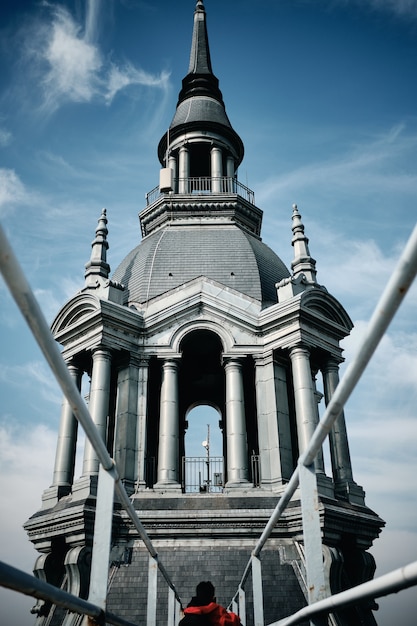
[147,554,158,626]
[85,464,115,616]
[252,555,264,626]
[168,586,176,626]
[238,586,246,626]
[299,462,328,625]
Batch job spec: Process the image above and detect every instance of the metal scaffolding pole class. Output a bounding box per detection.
[0,223,183,613]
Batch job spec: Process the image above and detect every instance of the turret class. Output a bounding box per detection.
[157,0,244,193]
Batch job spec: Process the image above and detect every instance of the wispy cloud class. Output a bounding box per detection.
[0,423,56,565]
[85,0,101,43]
[40,4,103,111]
[0,128,12,147]
[331,0,417,19]
[0,169,29,217]
[105,62,170,105]
[21,2,170,114]
[258,124,417,205]
[0,360,61,406]
[364,0,417,18]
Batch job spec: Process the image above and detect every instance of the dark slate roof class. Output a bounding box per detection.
[170,96,233,130]
[112,225,290,308]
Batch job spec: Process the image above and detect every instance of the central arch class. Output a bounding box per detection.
[183,405,224,493]
[178,328,225,417]
[178,329,225,490]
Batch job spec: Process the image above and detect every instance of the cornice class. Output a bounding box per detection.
[140,194,262,238]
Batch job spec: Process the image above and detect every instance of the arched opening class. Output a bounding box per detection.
[179,329,225,492]
[183,405,224,493]
[189,143,211,178]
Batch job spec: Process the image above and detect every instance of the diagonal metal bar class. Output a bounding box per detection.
[235,222,417,595]
[272,560,417,626]
[0,223,182,607]
[304,221,417,467]
[0,561,137,626]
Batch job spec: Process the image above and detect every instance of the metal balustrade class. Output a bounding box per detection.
[145,176,255,205]
[182,456,224,493]
[1,220,417,626]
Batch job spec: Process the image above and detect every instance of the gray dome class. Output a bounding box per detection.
[112,225,290,308]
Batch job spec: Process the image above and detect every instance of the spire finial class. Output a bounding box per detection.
[84,208,110,288]
[291,204,317,283]
[188,0,213,75]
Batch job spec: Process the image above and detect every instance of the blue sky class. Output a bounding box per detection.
[1,0,417,624]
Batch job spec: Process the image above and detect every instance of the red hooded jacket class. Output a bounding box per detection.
[184,602,240,626]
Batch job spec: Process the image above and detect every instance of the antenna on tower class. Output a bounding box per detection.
[166,127,170,165]
[202,423,210,492]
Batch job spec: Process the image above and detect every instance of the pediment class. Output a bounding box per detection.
[141,275,262,322]
[300,288,353,332]
[51,293,101,335]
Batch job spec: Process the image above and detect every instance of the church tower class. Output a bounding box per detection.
[25,2,383,624]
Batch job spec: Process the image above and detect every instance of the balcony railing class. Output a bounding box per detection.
[182,456,224,493]
[145,176,255,206]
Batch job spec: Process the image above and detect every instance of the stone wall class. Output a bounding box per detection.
[106,539,308,626]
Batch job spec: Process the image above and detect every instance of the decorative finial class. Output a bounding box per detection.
[84,208,110,287]
[291,204,317,284]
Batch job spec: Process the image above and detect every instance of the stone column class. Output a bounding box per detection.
[136,358,149,490]
[254,354,293,488]
[224,358,249,487]
[211,145,222,192]
[311,375,326,475]
[321,357,365,504]
[168,154,177,193]
[226,155,235,192]
[289,345,323,470]
[156,359,180,488]
[82,347,112,476]
[52,362,82,494]
[178,146,189,193]
[114,356,141,494]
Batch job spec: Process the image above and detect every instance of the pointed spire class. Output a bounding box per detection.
[84,208,110,288]
[177,0,224,106]
[291,204,317,283]
[188,1,213,75]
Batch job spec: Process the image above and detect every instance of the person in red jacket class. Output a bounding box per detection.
[179,581,241,626]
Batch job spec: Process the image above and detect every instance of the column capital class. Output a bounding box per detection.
[90,345,112,360]
[222,355,245,367]
[321,356,343,374]
[65,360,82,375]
[288,344,311,359]
[160,358,180,372]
